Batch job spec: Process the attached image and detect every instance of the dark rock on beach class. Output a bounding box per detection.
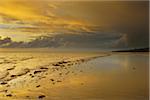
[38,95,45,99]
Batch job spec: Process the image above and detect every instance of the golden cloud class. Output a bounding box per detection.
[0,0,94,42]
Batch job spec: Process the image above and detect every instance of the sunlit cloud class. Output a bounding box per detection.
[0,0,148,49]
[0,0,92,40]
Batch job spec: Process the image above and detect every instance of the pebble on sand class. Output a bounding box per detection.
[6,94,12,97]
[50,79,54,81]
[36,85,41,88]
[38,95,45,99]
[0,81,7,85]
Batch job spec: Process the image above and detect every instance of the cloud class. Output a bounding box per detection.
[0,1,148,49]
[111,34,128,48]
[0,36,12,46]
[0,31,127,49]
[0,0,94,42]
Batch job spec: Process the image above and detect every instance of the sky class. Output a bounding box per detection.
[0,0,149,50]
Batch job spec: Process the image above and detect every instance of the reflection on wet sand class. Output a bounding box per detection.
[0,51,148,100]
[42,53,148,100]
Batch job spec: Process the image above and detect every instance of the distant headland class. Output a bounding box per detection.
[112,48,149,52]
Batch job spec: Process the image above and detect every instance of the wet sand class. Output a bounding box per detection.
[0,50,148,100]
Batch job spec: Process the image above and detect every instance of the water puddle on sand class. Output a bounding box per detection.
[42,53,149,100]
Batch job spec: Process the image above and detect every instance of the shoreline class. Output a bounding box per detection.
[0,53,111,99]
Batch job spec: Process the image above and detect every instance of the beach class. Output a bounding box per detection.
[0,49,148,100]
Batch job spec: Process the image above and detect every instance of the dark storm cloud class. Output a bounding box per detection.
[0,31,127,49]
[58,1,149,48]
[0,37,12,46]
[0,1,149,49]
